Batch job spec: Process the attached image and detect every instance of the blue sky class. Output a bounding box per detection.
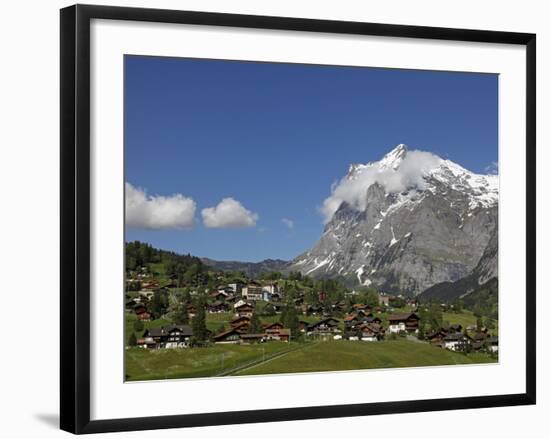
[124,55,498,262]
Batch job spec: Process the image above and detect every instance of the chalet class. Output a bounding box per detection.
[332,301,347,313]
[442,333,470,352]
[230,315,251,327]
[235,303,254,318]
[141,281,160,290]
[426,328,448,343]
[358,323,385,341]
[134,304,151,321]
[363,315,382,325]
[352,303,372,313]
[142,325,193,349]
[230,316,251,333]
[270,328,290,342]
[298,320,309,333]
[344,313,361,329]
[306,304,323,315]
[307,318,341,336]
[387,312,420,334]
[225,294,237,304]
[209,291,228,302]
[447,323,463,333]
[264,322,284,331]
[208,301,229,313]
[213,327,242,344]
[378,293,393,306]
[233,299,248,309]
[138,290,154,301]
[217,286,234,295]
[125,298,137,310]
[186,304,197,318]
[136,310,151,321]
[270,302,286,313]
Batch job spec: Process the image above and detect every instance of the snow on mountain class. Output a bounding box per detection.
[292,144,498,296]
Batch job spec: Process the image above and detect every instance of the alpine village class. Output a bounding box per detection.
[124,241,498,381]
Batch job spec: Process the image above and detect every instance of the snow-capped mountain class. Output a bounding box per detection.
[290,144,498,296]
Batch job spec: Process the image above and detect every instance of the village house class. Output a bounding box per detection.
[134,304,151,321]
[209,291,228,302]
[242,281,263,301]
[426,328,449,344]
[306,304,323,315]
[269,302,286,314]
[235,303,254,318]
[186,304,197,318]
[230,315,251,332]
[263,322,291,342]
[442,332,470,351]
[307,318,341,336]
[358,323,385,341]
[298,320,309,333]
[387,312,420,334]
[213,327,242,344]
[208,300,230,313]
[141,325,193,349]
[378,293,394,306]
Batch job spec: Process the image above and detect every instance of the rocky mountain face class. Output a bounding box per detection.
[289,144,498,296]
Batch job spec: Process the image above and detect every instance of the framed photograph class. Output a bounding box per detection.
[60,4,536,434]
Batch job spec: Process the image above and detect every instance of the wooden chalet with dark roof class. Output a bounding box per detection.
[387,312,420,334]
[307,317,341,335]
[208,300,230,313]
[234,303,254,318]
[141,325,193,349]
[213,327,242,344]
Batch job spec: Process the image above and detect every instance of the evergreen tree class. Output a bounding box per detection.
[128,332,137,347]
[248,313,263,334]
[282,305,299,340]
[191,297,208,344]
[133,319,144,332]
[173,302,189,325]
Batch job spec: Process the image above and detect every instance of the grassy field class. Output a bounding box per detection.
[125,342,297,381]
[234,339,496,376]
[125,313,172,341]
[442,310,498,333]
[125,339,496,381]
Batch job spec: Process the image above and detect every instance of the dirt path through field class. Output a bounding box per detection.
[216,342,319,377]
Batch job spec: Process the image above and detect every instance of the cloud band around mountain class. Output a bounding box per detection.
[125,182,196,229]
[202,198,259,228]
[321,150,442,223]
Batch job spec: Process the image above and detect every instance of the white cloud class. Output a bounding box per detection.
[202,198,258,228]
[125,182,196,229]
[281,218,294,229]
[321,150,442,223]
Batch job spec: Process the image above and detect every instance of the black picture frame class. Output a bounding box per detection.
[60,4,536,434]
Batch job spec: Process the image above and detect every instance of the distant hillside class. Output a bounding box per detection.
[200,257,291,278]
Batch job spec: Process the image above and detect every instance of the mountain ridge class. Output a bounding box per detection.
[290,144,498,296]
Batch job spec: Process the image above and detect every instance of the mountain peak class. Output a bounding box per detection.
[379,144,408,169]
